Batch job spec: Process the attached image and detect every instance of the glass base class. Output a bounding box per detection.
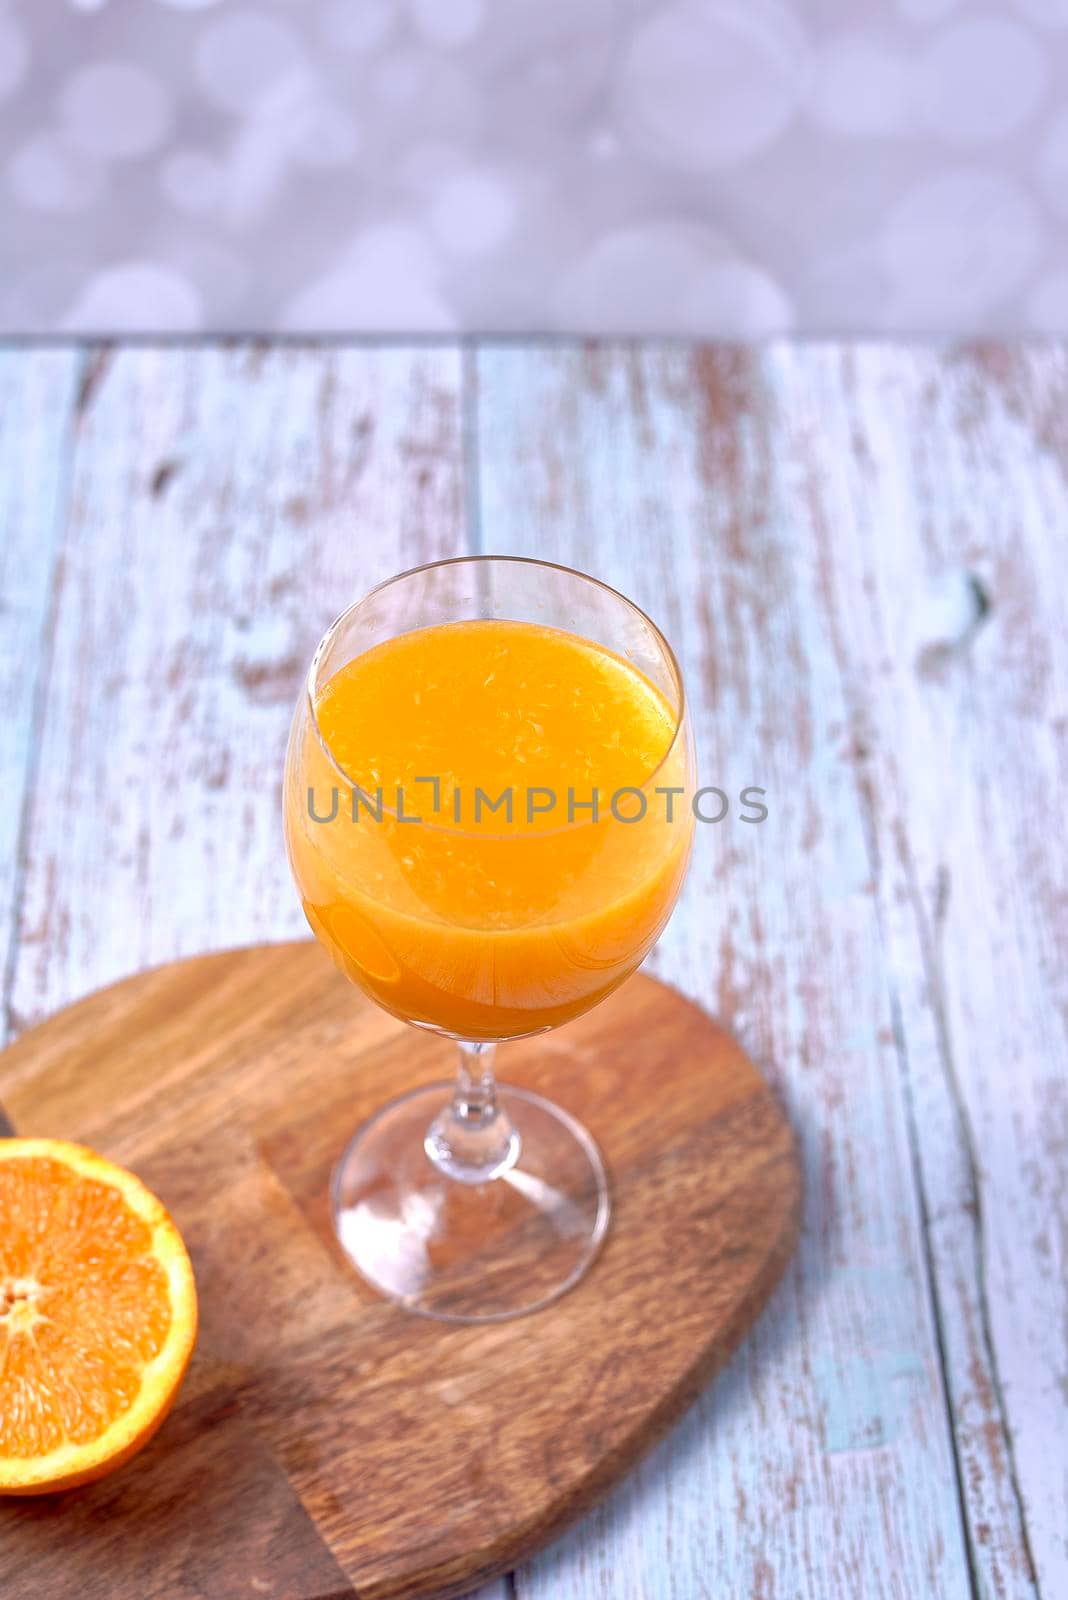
[331,1083,610,1323]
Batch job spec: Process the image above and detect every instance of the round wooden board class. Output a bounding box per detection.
[0,943,801,1600]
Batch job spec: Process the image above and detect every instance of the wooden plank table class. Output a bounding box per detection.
[1,340,1065,1600]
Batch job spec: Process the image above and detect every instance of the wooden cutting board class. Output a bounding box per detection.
[0,943,801,1600]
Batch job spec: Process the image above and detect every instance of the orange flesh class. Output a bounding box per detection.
[0,1158,172,1459]
[287,619,692,1038]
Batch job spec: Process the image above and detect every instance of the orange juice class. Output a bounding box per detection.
[285,619,692,1039]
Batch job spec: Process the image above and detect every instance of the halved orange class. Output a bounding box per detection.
[0,1138,197,1494]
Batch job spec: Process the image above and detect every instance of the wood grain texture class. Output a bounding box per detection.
[0,944,800,1600]
[779,344,1066,1600]
[0,340,1064,1599]
[0,350,81,1046]
[7,344,465,1034]
[475,344,1064,1600]
[0,343,513,1600]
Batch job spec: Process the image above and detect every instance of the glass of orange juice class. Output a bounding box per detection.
[284,557,695,1321]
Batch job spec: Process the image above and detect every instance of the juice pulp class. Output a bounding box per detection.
[286,619,691,1039]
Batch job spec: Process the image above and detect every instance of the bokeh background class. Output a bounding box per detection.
[2,0,1068,336]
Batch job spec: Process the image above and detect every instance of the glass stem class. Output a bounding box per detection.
[424,1040,520,1184]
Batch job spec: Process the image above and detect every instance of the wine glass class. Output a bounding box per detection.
[284,556,695,1321]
